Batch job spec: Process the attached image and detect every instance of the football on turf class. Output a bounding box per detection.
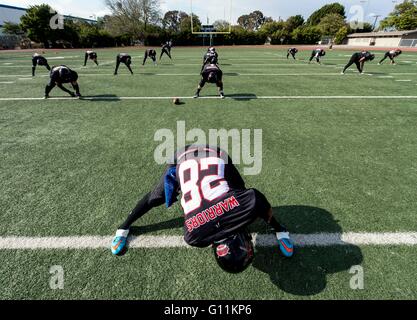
[173,98,180,105]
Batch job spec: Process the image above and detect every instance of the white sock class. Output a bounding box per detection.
[116,229,129,238]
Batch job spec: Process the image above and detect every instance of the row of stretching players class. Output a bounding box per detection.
[34,44,223,99]
[33,40,173,75]
[34,46,403,98]
[287,47,402,73]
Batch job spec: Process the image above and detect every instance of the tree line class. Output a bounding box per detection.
[2,1,417,49]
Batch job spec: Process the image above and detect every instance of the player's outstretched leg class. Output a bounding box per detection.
[143,52,148,65]
[217,81,225,99]
[378,53,389,65]
[72,81,82,97]
[57,83,76,97]
[255,191,294,258]
[44,82,55,98]
[114,57,120,75]
[341,58,354,74]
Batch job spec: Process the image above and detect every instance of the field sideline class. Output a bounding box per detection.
[0,47,416,299]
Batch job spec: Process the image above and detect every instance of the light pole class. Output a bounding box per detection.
[370,14,381,30]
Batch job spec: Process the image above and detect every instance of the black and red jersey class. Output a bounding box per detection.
[147,145,265,246]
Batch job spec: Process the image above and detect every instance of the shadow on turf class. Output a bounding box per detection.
[227,93,258,101]
[251,205,363,296]
[129,217,183,235]
[80,94,120,101]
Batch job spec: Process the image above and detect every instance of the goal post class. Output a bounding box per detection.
[190,0,233,35]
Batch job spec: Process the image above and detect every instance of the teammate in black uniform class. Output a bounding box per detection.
[378,49,402,65]
[194,63,225,99]
[32,53,51,76]
[308,48,326,64]
[143,49,157,65]
[114,53,133,75]
[160,40,172,61]
[341,51,375,74]
[111,145,294,273]
[84,50,98,66]
[44,65,81,98]
[201,47,219,72]
[203,47,219,65]
[287,48,298,60]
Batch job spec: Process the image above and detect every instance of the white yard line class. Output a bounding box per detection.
[2,72,417,78]
[2,95,417,101]
[0,232,417,250]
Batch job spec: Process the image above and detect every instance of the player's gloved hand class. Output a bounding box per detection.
[276,232,294,258]
[111,229,129,256]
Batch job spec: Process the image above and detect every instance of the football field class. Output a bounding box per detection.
[0,47,416,299]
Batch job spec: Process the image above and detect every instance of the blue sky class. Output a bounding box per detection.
[2,0,399,23]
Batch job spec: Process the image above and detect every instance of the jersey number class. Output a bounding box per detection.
[179,157,229,215]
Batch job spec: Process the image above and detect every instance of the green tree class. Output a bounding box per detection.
[105,0,161,40]
[380,0,417,30]
[20,4,55,47]
[291,26,322,44]
[318,13,347,36]
[334,25,348,44]
[162,10,188,32]
[350,22,374,33]
[307,3,345,26]
[213,20,231,32]
[259,20,286,36]
[2,22,24,36]
[238,11,270,31]
[285,15,305,32]
[180,14,201,33]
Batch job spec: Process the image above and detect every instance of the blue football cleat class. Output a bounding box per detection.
[111,229,129,256]
[276,232,294,258]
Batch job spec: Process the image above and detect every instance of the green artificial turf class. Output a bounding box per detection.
[0,47,416,299]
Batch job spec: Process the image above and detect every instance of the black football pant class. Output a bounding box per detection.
[32,60,51,76]
[45,81,80,97]
[84,53,98,66]
[379,52,394,64]
[287,52,296,59]
[160,48,172,60]
[115,57,133,75]
[343,54,362,73]
[143,52,156,65]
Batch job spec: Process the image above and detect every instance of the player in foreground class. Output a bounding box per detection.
[84,50,99,66]
[143,49,157,65]
[287,47,298,60]
[160,40,173,61]
[378,49,402,65]
[194,63,225,99]
[341,51,375,74]
[32,53,51,76]
[44,65,81,98]
[111,145,294,273]
[114,53,133,75]
[308,48,326,64]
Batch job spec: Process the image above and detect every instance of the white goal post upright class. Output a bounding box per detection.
[190,0,233,35]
